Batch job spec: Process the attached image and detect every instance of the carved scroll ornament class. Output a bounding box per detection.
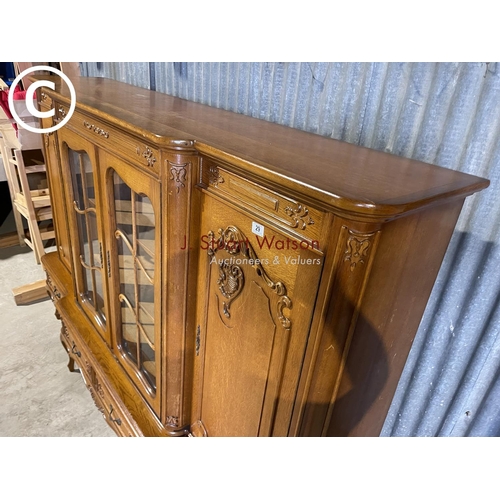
[208,164,224,187]
[168,161,188,193]
[136,145,157,167]
[343,228,377,271]
[284,204,314,230]
[207,226,292,328]
[166,415,180,428]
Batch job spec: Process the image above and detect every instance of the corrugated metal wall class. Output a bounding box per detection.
[80,62,500,436]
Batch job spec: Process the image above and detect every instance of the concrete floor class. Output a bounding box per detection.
[0,214,115,436]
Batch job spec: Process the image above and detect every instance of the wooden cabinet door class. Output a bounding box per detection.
[191,193,324,436]
[41,122,72,271]
[57,127,110,345]
[99,149,162,417]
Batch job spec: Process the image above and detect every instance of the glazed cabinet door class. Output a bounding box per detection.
[57,127,110,344]
[100,150,161,417]
[40,121,72,271]
[191,193,324,436]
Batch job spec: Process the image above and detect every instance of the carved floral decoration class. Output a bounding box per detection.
[284,204,314,230]
[166,415,180,427]
[136,145,157,168]
[83,121,109,138]
[208,164,224,187]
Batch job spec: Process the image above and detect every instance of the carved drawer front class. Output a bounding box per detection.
[60,105,160,177]
[46,272,63,303]
[82,359,143,437]
[60,322,78,360]
[61,322,143,437]
[202,158,324,244]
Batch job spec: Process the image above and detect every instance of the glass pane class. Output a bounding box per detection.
[69,150,84,210]
[68,145,106,323]
[113,171,156,392]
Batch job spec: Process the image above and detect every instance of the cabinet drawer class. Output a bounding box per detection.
[57,103,160,177]
[84,361,142,437]
[46,272,64,303]
[61,322,143,437]
[202,158,324,244]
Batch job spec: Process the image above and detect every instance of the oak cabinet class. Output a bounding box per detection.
[37,76,489,437]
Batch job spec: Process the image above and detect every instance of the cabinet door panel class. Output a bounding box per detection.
[58,128,109,344]
[41,120,72,271]
[100,150,161,417]
[202,279,281,436]
[192,194,324,436]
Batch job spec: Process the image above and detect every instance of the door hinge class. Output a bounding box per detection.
[107,250,111,277]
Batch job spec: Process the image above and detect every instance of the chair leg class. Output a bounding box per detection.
[12,208,26,246]
[32,227,45,265]
[26,218,43,265]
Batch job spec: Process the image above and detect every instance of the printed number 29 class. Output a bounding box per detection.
[252,221,264,237]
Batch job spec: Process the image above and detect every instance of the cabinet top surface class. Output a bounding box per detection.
[36,75,489,218]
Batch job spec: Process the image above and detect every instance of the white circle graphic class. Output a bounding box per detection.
[8,65,76,134]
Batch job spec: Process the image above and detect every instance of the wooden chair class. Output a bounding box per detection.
[0,105,54,264]
[0,78,26,244]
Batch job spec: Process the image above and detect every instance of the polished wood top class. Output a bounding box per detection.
[34,75,489,218]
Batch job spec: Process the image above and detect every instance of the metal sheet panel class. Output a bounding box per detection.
[80,62,500,436]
